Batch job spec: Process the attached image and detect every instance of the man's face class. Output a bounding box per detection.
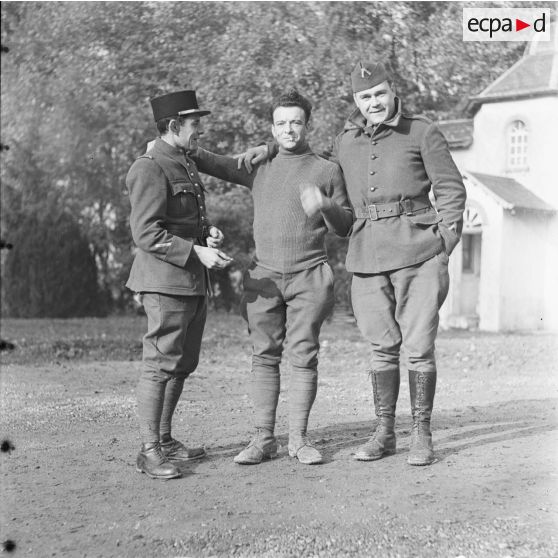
[174,115,203,152]
[271,106,308,151]
[353,81,396,126]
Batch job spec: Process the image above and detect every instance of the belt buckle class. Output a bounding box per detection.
[402,199,413,216]
[367,204,379,221]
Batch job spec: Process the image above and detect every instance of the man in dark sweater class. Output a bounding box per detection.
[243,63,466,466]
[193,89,353,465]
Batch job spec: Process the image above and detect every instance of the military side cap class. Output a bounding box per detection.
[150,90,211,121]
[351,61,392,92]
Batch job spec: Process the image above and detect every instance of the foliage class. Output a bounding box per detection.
[2,205,106,318]
[204,184,255,310]
[0,1,543,312]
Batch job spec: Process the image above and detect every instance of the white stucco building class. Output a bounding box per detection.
[438,29,558,332]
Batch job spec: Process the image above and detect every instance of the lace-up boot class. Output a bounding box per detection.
[288,435,323,464]
[160,436,206,461]
[408,370,437,466]
[233,428,277,465]
[136,442,181,479]
[354,369,400,461]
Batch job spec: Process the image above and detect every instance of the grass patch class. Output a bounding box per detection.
[1,315,146,363]
[0,310,251,364]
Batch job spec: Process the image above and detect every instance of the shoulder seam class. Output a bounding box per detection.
[130,155,164,175]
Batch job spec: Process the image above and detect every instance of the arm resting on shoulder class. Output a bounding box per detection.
[192,147,256,189]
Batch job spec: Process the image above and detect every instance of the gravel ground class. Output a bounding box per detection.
[1,312,557,557]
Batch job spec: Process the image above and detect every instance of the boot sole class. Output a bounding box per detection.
[289,455,323,465]
[407,457,435,466]
[234,452,277,465]
[353,449,396,461]
[288,449,323,465]
[165,451,207,462]
[136,466,182,479]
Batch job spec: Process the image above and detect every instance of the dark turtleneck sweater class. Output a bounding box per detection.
[194,144,353,273]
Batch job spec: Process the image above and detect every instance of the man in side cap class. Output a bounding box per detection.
[126,90,233,479]
[242,61,466,466]
[333,61,466,466]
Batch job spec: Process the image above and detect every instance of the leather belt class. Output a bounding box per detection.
[166,225,207,238]
[354,198,432,221]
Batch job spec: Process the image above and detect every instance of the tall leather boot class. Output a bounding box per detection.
[408,370,437,466]
[354,369,400,461]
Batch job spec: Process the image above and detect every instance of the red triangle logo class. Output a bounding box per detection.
[516,19,531,31]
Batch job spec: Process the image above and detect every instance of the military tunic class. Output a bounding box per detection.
[331,101,466,273]
[126,138,212,377]
[330,100,466,374]
[126,138,211,296]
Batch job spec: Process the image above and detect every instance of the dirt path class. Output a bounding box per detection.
[1,314,557,557]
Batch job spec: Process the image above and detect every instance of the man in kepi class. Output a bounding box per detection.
[193,89,353,465]
[244,63,466,466]
[126,90,232,479]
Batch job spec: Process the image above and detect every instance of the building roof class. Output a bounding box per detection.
[467,171,556,213]
[467,22,558,112]
[473,52,557,101]
[437,119,474,149]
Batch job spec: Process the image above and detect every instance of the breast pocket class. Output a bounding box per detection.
[167,180,198,217]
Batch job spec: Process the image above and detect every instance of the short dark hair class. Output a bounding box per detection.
[270,89,312,124]
[156,115,188,135]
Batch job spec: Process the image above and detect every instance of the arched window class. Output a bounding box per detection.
[463,206,483,234]
[508,120,528,170]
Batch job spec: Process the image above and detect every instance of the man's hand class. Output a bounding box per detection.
[235,145,268,172]
[206,226,224,248]
[300,183,325,218]
[193,245,233,269]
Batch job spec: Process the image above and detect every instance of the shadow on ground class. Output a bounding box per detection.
[206,397,557,464]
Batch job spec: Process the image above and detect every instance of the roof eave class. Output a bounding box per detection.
[448,139,473,150]
[466,89,558,116]
[464,171,557,214]
[508,205,557,215]
[464,171,514,209]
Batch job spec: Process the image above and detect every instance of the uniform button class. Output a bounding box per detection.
[182,190,187,193]
[372,141,377,145]
[369,171,375,175]
[370,187,376,192]
[195,183,200,186]
[371,154,377,160]
[200,205,204,210]
[197,194,201,198]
